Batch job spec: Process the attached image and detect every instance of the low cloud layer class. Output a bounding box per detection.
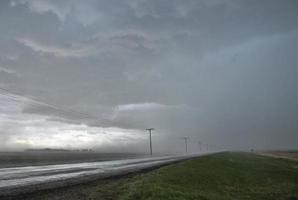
[0,0,297,152]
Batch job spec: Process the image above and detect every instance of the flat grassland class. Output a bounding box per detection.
[10,152,298,200]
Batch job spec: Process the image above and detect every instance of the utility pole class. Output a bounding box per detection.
[182,137,189,153]
[206,143,208,151]
[198,141,202,152]
[146,128,154,156]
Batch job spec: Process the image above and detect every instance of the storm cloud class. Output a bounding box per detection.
[0,0,297,152]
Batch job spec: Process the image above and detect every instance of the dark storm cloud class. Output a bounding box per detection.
[0,0,297,151]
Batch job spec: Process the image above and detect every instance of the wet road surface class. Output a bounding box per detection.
[0,154,201,196]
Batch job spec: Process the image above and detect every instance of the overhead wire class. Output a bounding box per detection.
[0,87,96,121]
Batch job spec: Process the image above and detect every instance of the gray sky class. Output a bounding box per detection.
[0,0,297,153]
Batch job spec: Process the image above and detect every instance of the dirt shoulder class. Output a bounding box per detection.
[257,151,298,161]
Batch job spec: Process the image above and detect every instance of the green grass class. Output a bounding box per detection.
[119,152,298,200]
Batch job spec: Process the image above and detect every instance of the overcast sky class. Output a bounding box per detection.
[0,0,297,153]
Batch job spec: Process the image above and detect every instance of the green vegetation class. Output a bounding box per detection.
[121,152,298,200]
[19,152,298,200]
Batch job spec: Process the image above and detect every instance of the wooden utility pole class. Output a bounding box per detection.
[182,137,189,153]
[198,141,202,152]
[146,128,154,156]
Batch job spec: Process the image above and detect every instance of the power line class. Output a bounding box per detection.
[0,87,96,121]
[0,87,93,118]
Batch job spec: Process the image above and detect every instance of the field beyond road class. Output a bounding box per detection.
[9,152,298,200]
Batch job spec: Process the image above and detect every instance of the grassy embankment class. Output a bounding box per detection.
[19,152,298,200]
